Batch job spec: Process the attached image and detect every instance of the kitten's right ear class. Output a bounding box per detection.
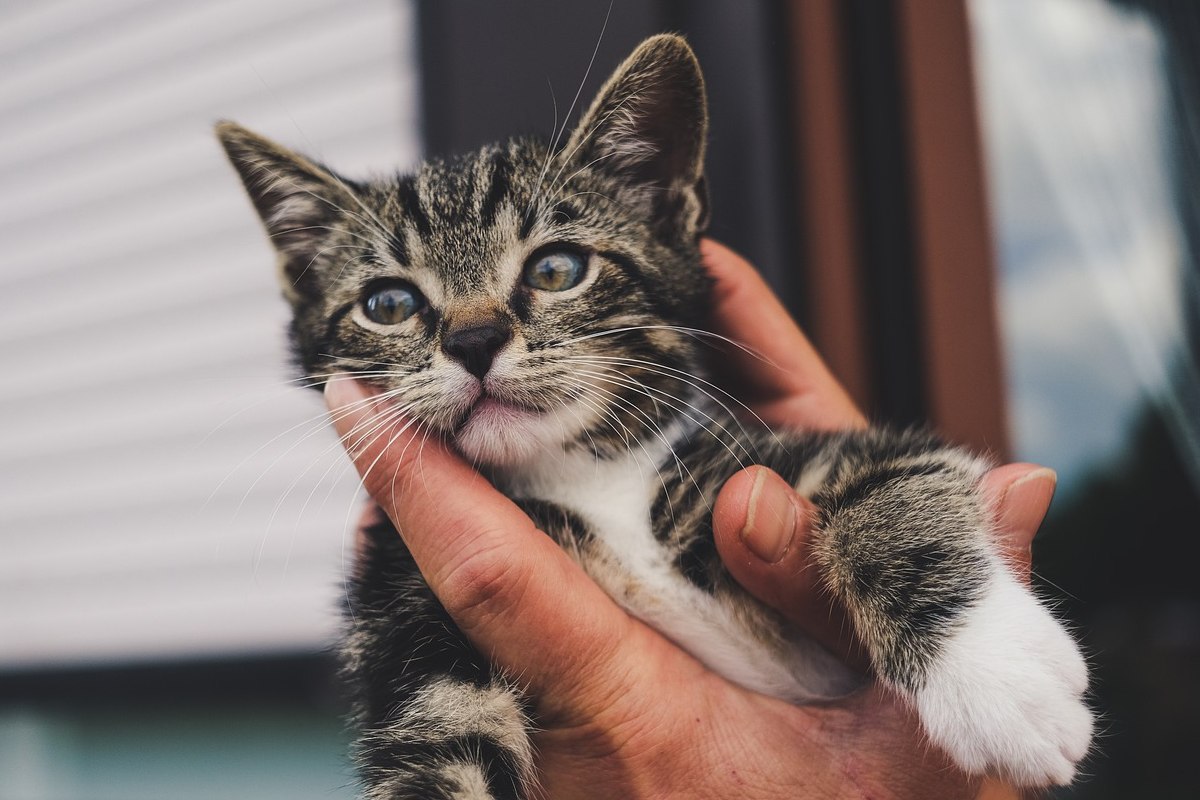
[216,121,355,300]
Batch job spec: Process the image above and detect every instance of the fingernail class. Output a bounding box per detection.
[741,468,799,564]
[323,376,381,454]
[998,467,1057,539]
[324,374,370,410]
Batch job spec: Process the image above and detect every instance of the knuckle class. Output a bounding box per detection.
[437,537,531,627]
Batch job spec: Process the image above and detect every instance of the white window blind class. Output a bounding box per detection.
[0,0,421,668]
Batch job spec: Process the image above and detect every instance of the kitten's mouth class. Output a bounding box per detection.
[453,392,543,433]
[448,389,564,466]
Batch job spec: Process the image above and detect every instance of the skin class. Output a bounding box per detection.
[324,239,1053,799]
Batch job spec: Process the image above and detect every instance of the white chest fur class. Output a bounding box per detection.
[504,443,856,702]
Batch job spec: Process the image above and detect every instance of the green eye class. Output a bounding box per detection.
[363,283,424,325]
[523,250,586,292]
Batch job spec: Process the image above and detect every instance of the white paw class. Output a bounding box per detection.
[912,568,1093,786]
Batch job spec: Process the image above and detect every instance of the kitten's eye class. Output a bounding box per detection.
[362,282,424,325]
[523,250,586,292]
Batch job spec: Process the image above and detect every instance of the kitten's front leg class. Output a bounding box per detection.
[346,512,535,800]
[806,430,1093,786]
[907,561,1092,786]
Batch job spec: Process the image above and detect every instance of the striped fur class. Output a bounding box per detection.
[219,35,1092,795]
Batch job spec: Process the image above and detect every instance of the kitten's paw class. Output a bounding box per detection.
[912,570,1092,786]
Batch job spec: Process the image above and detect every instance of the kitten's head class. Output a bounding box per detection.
[218,35,712,465]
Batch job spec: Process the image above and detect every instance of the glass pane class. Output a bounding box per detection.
[970,0,1200,795]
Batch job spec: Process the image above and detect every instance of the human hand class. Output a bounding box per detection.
[700,239,1054,799]
[699,239,1054,662]
[323,239,1052,798]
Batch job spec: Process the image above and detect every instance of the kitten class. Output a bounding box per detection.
[218,34,1092,798]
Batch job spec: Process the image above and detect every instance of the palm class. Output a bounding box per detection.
[529,618,974,799]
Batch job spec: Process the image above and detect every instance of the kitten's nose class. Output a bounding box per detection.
[442,321,512,379]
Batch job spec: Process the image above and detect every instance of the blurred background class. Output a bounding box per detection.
[0,0,1195,797]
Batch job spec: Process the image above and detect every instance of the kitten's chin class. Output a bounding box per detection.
[453,398,561,466]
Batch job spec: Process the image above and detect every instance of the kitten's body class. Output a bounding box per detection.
[497,398,860,703]
[219,36,1092,799]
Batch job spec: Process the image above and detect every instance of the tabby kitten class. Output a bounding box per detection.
[218,35,1092,798]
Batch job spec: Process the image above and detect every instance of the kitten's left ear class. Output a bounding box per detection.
[566,34,709,234]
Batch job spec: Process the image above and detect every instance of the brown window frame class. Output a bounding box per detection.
[784,0,1009,457]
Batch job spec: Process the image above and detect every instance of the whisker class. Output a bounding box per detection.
[570,376,686,477]
[250,393,415,577]
[201,370,404,450]
[540,84,653,206]
[554,324,779,369]
[565,353,786,452]
[523,0,614,225]
[334,404,426,617]
[340,409,423,548]
[319,354,417,372]
[286,398,420,537]
[239,157,398,251]
[573,383,681,522]
[540,148,623,219]
[569,376,703,518]
[570,366,752,473]
[210,392,381,509]
[271,223,379,249]
[224,384,412,518]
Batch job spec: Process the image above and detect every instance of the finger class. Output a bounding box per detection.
[325,375,642,704]
[711,466,866,667]
[981,464,1056,580]
[701,238,865,430]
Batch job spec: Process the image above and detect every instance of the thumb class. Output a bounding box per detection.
[712,466,863,665]
[714,462,1057,666]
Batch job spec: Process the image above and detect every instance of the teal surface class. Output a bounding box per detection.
[0,705,356,800]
